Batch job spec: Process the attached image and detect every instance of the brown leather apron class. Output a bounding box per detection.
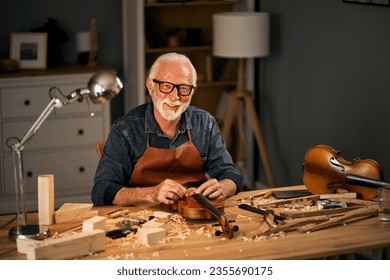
[129,131,207,187]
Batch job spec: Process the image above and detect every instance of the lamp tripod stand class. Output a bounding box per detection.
[221,58,275,187]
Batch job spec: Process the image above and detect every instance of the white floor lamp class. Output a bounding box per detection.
[7,71,123,241]
[213,12,275,187]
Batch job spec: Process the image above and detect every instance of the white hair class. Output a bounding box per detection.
[148,52,197,85]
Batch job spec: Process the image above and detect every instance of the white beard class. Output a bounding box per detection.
[151,90,191,121]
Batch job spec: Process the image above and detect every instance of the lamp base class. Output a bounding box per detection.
[8,225,50,242]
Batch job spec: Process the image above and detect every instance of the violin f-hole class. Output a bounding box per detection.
[329,157,345,172]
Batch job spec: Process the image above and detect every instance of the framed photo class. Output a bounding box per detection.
[343,0,390,6]
[10,32,48,69]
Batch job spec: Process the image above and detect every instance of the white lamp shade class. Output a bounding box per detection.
[213,12,270,58]
[76,31,98,52]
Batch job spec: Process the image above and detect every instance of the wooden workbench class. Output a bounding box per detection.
[1,185,389,260]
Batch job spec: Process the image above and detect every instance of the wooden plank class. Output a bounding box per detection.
[298,206,378,233]
[319,193,357,199]
[38,174,55,225]
[256,195,320,207]
[16,229,105,260]
[240,190,273,200]
[280,205,363,219]
[107,209,130,218]
[55,203,98,223]
[266,216,330,234]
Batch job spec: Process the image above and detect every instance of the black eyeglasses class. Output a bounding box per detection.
[152,79,194,96]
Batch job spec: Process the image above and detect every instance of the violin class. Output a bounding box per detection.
[302,144,389,200]
[178,194,224,220]
[177,194,237,239]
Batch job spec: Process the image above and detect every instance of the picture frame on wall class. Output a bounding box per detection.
[10,32,48,69]
[343,0,390,6]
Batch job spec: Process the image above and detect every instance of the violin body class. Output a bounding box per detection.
[177,195,224,220]
[302,144,384,200]
[177,194,236,239]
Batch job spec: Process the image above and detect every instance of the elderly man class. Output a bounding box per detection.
[92,52,243,206]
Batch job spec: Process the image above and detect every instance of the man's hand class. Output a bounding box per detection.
[151,179,189,205]
[196,178,237,200]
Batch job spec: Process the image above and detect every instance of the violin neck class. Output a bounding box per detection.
[192,193,222,218]
[345,174,390,188]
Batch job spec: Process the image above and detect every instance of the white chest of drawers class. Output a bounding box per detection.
[0,69,111,214]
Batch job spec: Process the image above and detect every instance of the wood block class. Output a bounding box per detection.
[16,229,105,260]
[16,238,38,254]
[264,212,277,227]
[55,203,97,223]
[258,220,272,234]
[153,211,172,219]
[142,218,171,231]
[320,193,357,199]
[38,174,55,225]
[82,216,107,232]
[136,227,166,245]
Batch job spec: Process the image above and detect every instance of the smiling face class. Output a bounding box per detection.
[147,59,196,122]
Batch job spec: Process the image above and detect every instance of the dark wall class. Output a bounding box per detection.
[258,0,390,187]
[0,0,124,121]
[3,0,390,188]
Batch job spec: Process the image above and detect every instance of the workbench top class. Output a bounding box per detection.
[1,185,389,260]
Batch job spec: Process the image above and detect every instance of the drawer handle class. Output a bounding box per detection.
[24,99,31,106]
[26,171,33,177]
[78,129,84,135]
[79,166,85,173]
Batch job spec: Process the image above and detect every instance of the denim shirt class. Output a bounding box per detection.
[91,102,243,206]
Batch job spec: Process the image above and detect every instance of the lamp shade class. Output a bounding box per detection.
[213,12,270,58]
[76,32,90,52]
[87,71,123,104]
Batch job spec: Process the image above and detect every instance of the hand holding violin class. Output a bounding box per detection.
[196,178,237,200]
[151,179,189,205]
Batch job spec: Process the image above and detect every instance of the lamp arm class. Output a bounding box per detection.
[18,89,91,148]
[18,97,62,148]
[61,88,90,106]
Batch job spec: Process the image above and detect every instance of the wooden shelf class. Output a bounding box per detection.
[143,0,242,115]
[145,45,212,54]
[0,64,115,79]
[145,1,242,8]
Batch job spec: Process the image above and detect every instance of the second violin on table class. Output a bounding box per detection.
[302,144,390,200]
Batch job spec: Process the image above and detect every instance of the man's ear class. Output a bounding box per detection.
[146,79,153,94]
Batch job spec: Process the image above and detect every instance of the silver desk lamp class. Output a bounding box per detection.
[7,71,123,241]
